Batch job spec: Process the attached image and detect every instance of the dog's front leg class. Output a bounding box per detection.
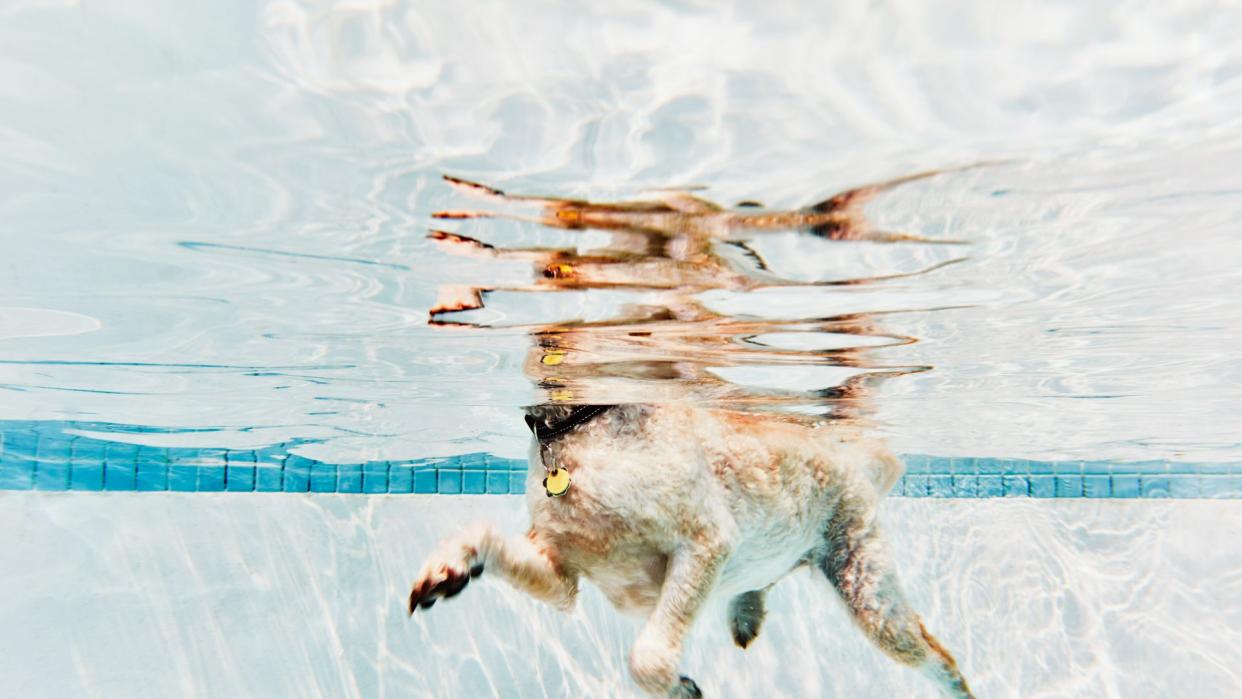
[630,541,729,698]
[408,523,577,614]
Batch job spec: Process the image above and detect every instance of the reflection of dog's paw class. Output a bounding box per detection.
[407,547,485,614]
[671,676,702,698]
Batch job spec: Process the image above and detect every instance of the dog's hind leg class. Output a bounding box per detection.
[630,541,730,698]
[817,503,974,698]
[727,588,767,649]
[408,523,578,614]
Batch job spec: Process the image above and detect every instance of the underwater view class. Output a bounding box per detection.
[2,1,1241,697]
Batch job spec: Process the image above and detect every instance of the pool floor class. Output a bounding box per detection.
[2,493,1239,698]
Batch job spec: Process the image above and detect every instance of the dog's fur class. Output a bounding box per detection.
[410,403,973,697]
[410,175,975,697]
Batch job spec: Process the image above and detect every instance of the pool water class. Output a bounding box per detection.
[2,1,1241,697]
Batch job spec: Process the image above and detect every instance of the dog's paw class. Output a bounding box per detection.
[730,617,760,649]
[630,632,685,697]
[727,589,766,650]
[407,547,485,615]
[670,676,702,698]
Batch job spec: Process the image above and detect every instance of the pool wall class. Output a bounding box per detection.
[0,420,1237,498]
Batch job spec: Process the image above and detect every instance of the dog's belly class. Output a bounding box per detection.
[571,516,820,616]
[587,550,669,616]
[715,519,820,597]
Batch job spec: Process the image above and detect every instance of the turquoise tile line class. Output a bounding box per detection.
[1,421,1238,498]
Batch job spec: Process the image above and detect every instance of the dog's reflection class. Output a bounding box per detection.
[410,173,975,698]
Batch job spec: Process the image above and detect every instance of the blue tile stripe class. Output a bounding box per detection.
[0,421,1238,497]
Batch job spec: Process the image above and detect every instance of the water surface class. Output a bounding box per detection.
[2,1,1240,465]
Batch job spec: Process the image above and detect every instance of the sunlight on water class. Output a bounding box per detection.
[3,1,1241,464]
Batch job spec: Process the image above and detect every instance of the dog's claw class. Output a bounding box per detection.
[409,561,479,614]
[408,586,435,614]
[441,575,470,599]
[732,626,756,649]
[671,676,702,698]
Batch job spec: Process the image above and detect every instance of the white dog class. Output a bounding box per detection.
[409,402,973,697]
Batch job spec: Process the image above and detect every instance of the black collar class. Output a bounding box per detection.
[524,405,613,443]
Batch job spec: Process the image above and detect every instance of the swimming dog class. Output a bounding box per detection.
[409,175,975,698]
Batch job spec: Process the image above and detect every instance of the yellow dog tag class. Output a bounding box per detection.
[543,468,571,497]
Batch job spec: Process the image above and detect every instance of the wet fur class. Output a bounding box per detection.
[409,403,973,697]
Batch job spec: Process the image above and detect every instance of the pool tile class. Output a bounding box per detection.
[362,462,389,494]
[0,457,34,490]
[2,430,38,460]
[463,470,486,494]
[135,446,169,491]
[1139,476,1170,498]
[1029,475,1056,498]
[1002,475,1030,497]
[1111,475,1141,498]
[1201,475,1236,498]
[903,454,932,474]
[1082,460,1113,475]
[1026,460,1057,475]
[225,451,256,492]
[438,470,462,494]
[978,475,1004,497]
[69,440,105,491]
[32,433,73,490]
[255,455,285,492]
[1052,460,1083,475]
[283,455,312,492]
[927,474,954,498]
[1054,475,1082,497]
[996,459,1025,475]
[1167,475,1201,498]
[104,443,138,491]
[310,463,338,493]
[338,464,363,493]
[169,461,199,492]
[197,465,226,492]
[413,467,438,494]
[3,421,1242,499]
[954,474,980,498]
[486,471,509,494]
[509,471,527,494]
[1083,475,1111,498]
[1128,460,1167,474]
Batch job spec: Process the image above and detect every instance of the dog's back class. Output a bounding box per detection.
[525,404,901,602]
